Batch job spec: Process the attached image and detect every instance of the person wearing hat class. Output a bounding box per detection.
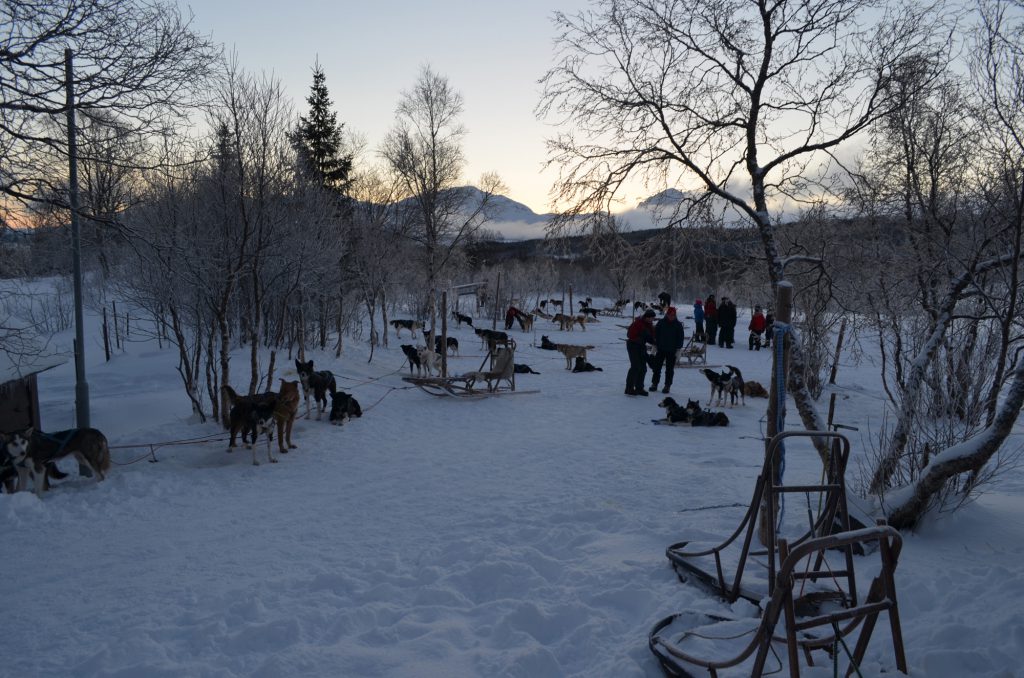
[749,304,767,350]
[693,299,705,342]
[625,309,657,396]
[650,306,685,394]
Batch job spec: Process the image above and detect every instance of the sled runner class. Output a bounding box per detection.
[649,524,907,678]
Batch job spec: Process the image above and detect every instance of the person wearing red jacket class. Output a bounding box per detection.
[704,294,718,345]
[748,305,767,350]
[625,309,656,395]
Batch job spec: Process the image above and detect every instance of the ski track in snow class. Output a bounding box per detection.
[2,299,1022,677]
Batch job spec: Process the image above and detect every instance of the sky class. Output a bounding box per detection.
[180,0,594,215]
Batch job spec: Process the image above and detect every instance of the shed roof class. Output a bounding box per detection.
[0,351,68,385]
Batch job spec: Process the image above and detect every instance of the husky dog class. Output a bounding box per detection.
[572,356,603,372]
[417,347,442,376]
[1,431,68,493]
[294,359,337,420]
[6,427,110,495]
[474,328,514,352]
[514,363,540,374]
[434,335,459,356]
[552,313,576,332]
[224,386,279,465]
[540,335,559,351]
[329,391,363,426]
[743,380,769,398]
[451,310,474,327]
[658,397,691,424]
[274,380,301,454]
[390,319,423,339]
[700,365,745,407]
[514,311,534,332]
[555,343,595,370]
[400,344,422,374]
[684,399,730,427]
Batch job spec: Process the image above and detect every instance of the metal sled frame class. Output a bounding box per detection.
[649,525,907,678]
[666,431,858,607]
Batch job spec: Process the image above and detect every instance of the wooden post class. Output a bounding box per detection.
[441,291,449,378]
[828,317,847,385]
[493,272,501,330]
[113,300,121,350]
[569,285,574,319]
[759,281,793,547]
[102,308,111,362]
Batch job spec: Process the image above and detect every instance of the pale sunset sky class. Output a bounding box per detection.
[181,0,596,214]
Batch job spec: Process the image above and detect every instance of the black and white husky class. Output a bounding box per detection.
[700,365,745,407]
[295,359,337,420]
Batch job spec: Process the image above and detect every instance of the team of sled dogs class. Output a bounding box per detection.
[4,304,773,493]
[222,359,363,466]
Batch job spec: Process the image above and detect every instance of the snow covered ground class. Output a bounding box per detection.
[2,298,1023,677]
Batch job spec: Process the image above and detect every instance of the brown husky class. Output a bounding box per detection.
[274,380,301,454]
[555,343,595,370]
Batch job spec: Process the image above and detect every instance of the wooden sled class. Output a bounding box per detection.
[666,431,859,608]
[676,336,708,366]
[403,347,538,398]
[650,525,907,678]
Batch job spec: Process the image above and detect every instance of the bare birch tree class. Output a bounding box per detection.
[0,0,220,210]
[539,0,950,449]
[381,66,505,336]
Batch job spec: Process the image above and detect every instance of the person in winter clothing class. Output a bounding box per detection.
[763,309,776,348]
[625,309,657,396]
[717,297,737,348]
[748,305,767,350]
[693,299,705,341]
[704,295,718,345]
[504,306,519,331]
[650,307,685,393]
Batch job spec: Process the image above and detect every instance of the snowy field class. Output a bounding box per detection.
[2,297,1023,677]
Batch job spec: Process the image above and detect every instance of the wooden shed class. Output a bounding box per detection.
[0,353,66,433]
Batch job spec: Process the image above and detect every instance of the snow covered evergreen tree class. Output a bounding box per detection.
[291,62,353,195]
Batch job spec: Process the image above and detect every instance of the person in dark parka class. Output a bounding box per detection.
[650,306,685,394]
[625,310,657,396]
[717,297,737,348]
[704,295,718,346]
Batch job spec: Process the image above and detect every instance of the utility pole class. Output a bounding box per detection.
[66,48,90,431]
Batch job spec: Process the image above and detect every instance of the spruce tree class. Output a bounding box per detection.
[293,62,353,194]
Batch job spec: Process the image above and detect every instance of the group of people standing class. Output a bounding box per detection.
[625,294,775,396]
[692,294,738,348]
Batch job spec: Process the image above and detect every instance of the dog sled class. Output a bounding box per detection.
[649,525,906,678]
[650,430,908,677]
[676,336,708,366]
[665,431,859,606]
[403,347,538,398]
